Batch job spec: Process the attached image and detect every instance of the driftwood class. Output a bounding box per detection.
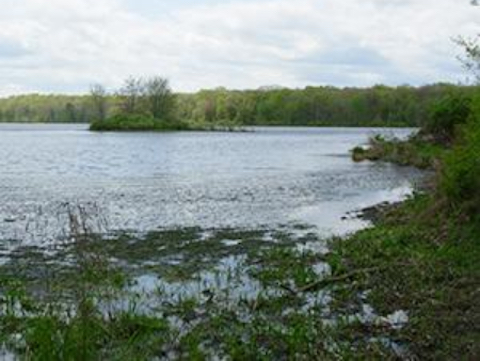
[281,263,412,295]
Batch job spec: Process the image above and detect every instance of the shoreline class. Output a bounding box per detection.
[0,128,477,359]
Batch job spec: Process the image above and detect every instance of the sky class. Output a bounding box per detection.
[0,0,478,96]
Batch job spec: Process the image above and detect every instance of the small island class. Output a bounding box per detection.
[90,114,192,131]
[89,76,242,132]
[89,76,192,131]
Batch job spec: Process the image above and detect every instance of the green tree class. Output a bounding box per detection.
[144,77,175,120]
[427,90,471,143]
[89,84,108,122]
[119,76,143,114]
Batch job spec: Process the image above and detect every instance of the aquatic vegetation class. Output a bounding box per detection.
[0,216,415,359]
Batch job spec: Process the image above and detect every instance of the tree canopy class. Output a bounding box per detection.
[0,82,477,130]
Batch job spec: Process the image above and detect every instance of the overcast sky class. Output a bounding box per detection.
[0,0,478,96]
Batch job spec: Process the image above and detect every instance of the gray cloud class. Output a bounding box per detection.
[0,39,31,58]
[0,0,478,96]
[321,47,389,67]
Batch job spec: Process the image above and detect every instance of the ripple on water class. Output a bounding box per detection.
[0,126,425,245]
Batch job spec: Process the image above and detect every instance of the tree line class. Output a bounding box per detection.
[0,81,477,128]
[177,83,477,128]
[0,94,91,123]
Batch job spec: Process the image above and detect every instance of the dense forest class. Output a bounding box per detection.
[0,94,90,123]
[0,83,477,128]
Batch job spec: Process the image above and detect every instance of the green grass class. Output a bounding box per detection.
[327,195,480,359]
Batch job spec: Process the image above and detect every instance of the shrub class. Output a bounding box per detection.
[440,95,480,215]
[425,90,472,144]
[90,114,156,131]
[90,113,193,131]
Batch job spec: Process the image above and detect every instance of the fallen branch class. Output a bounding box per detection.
[278,283,297,296]
[297,266,381,293]
[282,262,412,295]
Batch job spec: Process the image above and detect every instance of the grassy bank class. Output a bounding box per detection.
[328,194,480,359]
[347,91,480,358]
[351,133,444,169]
[352,88,474,170]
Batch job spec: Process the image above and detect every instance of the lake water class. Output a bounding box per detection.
[0,124,424,245]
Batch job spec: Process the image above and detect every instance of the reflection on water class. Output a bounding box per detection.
[0,125,424,243]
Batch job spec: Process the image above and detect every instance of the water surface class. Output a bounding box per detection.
[0,124,423,243]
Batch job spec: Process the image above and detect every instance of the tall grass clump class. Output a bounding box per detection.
[0,204,175,360]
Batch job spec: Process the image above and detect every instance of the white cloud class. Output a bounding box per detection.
[0,0,478,96]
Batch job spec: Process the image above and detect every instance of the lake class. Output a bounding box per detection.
[0,124,428,356]
[0,124,424,245]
